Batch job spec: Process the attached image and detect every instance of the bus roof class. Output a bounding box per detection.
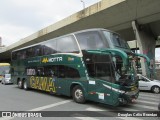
[0,63,10,66]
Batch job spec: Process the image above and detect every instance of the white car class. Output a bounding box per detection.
[1,74,12,85]
[137,74,160,93]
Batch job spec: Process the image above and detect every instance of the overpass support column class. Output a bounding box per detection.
[132,21,156,78]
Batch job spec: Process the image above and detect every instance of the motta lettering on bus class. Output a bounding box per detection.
[41,57,63,63]
[48,57,63,62]
[30,76,56,92]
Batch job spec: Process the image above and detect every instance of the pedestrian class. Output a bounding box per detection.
[158,102,160,111]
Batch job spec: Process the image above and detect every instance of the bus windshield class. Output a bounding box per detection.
[75,31,107,50]
[113,55,137,85]
[75,30,130,51]
[102,31,130,50]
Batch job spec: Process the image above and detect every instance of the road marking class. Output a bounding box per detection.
[132,103,157,110]
[86,107,117,117]
[120,107,140,111]
[139,93,160,98]
[138,96,160,102]
[28,99,71,111]
[75,117,99,120]
[137,99,159,105]
[86,107,106,111]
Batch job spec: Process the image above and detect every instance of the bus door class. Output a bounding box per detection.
[55,65,69,95]
[87,60,115,105]
[56,65,81,96]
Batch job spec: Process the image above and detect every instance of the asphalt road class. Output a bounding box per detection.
[0,83,159,120]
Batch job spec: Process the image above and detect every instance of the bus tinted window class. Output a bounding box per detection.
[26,65,80,79]
[37,67,44,76]
[44,66,58,77]
[111,33,130,49]
[26,47,34,58]
[12,52,16,60]
[57,36,79,53]
[58,65,80,79]
[75,31,106,50]
[14,50,26,60]
[34,45,43,56]
[84,54,113,82]
[43,39,57,55]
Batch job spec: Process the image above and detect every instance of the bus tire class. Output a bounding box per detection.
[23,80,29,90]
[72,85,85,104]
[18,80,23,89]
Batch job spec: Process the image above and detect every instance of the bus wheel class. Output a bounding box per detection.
[18,80,23,89]
[72,85,85,103]
[23,80,28,90]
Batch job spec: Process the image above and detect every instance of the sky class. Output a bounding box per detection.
[0,0,100,46]
[155,48,160,61]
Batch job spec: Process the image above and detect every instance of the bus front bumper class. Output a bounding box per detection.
[119,89,139,104]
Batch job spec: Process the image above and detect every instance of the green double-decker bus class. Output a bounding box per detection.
[11,28,150,106]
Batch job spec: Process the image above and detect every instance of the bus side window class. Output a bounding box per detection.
[95,62,113,82]
[26,47,37,58]
[44,66,57,77]
[17,51,24,60]
[12,52,17,60]
[66,67,80,79]
[34,45,43,56]
[58,65,66,78]
[57,36,79,53]
[37,67,44,76]
[20,50,26,59]
[42,40,57,55]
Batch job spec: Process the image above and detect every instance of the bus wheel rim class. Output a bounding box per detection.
[75,89,83,99]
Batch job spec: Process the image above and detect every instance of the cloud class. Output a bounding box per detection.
[0,0,100,46]
[0,23,34,46]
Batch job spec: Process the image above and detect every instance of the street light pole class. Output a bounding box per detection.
[81,0,85,9]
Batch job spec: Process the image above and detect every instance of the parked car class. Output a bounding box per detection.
[137,74,160,93]
[1,74,12,85]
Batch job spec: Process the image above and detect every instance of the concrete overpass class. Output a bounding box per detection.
[128,40,160,49]
[0,0,160,76]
